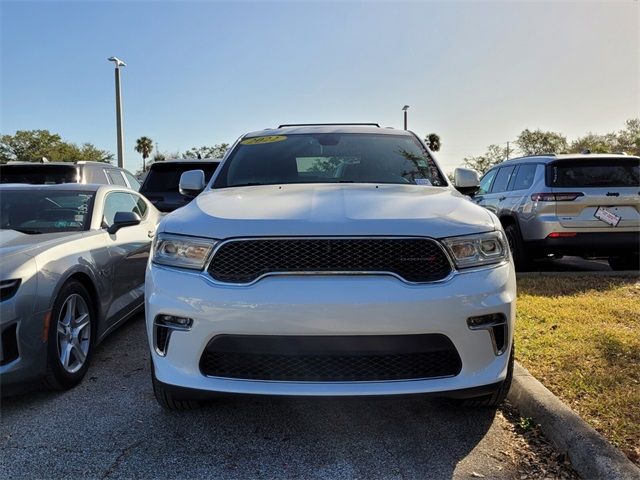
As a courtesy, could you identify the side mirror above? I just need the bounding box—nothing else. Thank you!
[179,169,206,197]
[453,167,480,196]
[107,211,141,234]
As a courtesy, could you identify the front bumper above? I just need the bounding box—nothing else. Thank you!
[146,263,516,397]
[1,306,48,391]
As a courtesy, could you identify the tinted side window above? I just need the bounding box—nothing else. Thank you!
[133,195,148,218]
[124,171,141,190]
[105,169,128,186]
[84,167,108,184]
[510,164,537,191]
[490,166,515,193]
[478,169,497,195]
[103,192,138,227]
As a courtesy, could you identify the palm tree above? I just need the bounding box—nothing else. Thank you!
[425,133,441,152]
[134,136,153,172]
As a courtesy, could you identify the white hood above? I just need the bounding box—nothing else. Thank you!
[161,184,496,239]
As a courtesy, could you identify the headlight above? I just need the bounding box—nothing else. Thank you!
[152,233,218,270]
[441,231,508,269]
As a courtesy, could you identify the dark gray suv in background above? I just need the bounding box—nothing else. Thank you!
[139,159,220,212]
[470,154,639,270]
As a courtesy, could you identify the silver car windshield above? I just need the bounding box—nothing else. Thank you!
[214,133,447,188]
[0,190,94,234]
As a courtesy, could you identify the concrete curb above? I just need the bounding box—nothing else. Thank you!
[508,363,640,480]
[517,271,639,278]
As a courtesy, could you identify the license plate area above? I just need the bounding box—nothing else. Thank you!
[594,207,621,227]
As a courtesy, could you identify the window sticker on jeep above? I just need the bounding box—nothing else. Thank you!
[415,178,432,186]
[240,135,288,145]
[417,159,428,168]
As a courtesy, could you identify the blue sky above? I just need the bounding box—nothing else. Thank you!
[1,0,638,173]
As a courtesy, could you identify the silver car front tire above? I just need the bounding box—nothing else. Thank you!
[44,280,95,390]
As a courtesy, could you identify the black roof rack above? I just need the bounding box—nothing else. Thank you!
[277,123,380,128]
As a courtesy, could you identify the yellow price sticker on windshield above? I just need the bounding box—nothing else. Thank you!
[240,135,288,145]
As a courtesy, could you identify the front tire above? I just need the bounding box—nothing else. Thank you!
[460,345,514,408]
[151,357,200,410]
[608,253,640,271]
[44,280,95,390]
[504,224,529,271]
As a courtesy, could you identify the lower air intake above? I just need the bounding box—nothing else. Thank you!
[200,334,462,381]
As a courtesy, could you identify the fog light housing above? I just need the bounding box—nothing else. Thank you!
[467,313,504,328]
[153,315,193,356]
[467,313,508,356]
[155,314,193,330]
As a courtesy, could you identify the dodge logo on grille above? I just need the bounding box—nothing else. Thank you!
[400,256,437,262]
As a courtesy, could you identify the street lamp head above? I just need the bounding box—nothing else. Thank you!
[402,105,410,111]
[108,56,126,68]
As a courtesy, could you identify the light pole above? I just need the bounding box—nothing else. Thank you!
[108,56,126,168]
[402,105,409,130]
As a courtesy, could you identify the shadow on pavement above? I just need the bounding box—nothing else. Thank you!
[1,315,503,479]
[529,256,612,272]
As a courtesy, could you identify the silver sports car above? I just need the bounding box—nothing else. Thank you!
[0,183,161,393]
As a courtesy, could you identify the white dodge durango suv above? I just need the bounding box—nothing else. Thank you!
[145,124,516,410]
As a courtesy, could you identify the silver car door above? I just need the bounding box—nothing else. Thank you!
[101,192,152,326]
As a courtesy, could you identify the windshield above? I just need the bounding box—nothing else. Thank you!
[0,165,79,184]
[141,162,220,193]
[213,133,447,188]
[0,190,94,234]
[547,158,640,188]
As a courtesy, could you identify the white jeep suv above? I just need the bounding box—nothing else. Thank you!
[145,124,516,410]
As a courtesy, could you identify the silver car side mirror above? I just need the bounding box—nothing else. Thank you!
[179,170,206,197]
[107,211,141,234]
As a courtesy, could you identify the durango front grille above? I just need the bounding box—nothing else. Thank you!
[207,238,452,284]
[199,334,462,381]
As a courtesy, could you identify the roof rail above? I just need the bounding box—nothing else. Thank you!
[277,123,380,128]
[506,153,557,161]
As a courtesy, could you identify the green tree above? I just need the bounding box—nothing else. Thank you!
[515,128,568,155]
[569,132,616,154]
[151,151,166,163]
[0,130,113,163]
[463,144,510,174]
[424,133,441,152]
[134,136,154,172]
[613,118,640,156]
[182,143,229,160]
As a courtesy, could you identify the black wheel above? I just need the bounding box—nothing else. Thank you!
[44,280,95,390]
[504,224,529,271]
[608,253,639,271]
[460,345,514,408]
[151,357,200,410]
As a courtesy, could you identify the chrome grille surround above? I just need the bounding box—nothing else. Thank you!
[205,237,454,285]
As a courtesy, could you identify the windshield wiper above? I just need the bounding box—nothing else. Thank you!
[228,182,267,187]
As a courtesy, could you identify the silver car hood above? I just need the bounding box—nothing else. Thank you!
[0,230,85,259]
[161,184,496,238]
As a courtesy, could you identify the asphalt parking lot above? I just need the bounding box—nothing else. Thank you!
[1,315,578,480]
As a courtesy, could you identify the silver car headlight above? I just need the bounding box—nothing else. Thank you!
[152,233,218,270]
[441,231,509,269]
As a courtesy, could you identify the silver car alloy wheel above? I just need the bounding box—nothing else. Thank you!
[56,293,91,374]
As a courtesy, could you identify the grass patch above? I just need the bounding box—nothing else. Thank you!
[516,275,640,465]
